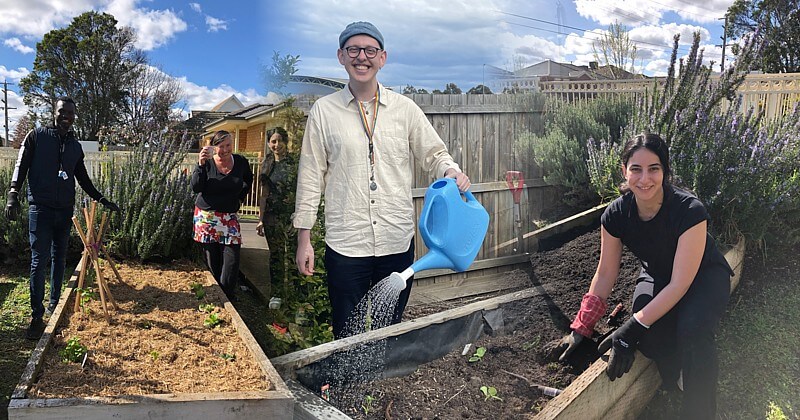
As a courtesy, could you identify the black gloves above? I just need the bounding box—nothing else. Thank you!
[554,330,585,362]
[99,197,121,213]
[5,190,21,221]
[598,316,647,381]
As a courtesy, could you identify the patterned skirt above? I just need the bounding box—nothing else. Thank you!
[193,207,242,245]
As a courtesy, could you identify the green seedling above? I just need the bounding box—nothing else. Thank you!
[199,303,216,313]
[522,336,541,351]
[76,287,98,315]
[190,282,206,300]
[150,350,160,361]
[60,336,88,363]
[480,385,502,401]
[469,346,487,362]
[361,395,375,415]
[204,313,221,328]
[220,353,236,362]
[138,320,153,329]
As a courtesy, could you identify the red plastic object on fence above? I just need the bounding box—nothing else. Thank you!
[505,171,525,204]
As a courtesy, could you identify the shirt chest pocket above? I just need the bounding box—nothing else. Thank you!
[375,132,409,165]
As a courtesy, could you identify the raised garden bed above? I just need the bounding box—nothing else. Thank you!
[271,208,745,419]
[8,261,293,420]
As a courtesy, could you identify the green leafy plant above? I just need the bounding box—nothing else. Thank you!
[149,350,159,361]
[204,313,221,328]
[522,336,541,351]
[199,303,216,313]
[220,352,236,362]
[361,394,375,414]
[60,336,88,363]
[469,346,487,362]
[190,282,206,300]
[480,385,503,401]
[75,287,98,315]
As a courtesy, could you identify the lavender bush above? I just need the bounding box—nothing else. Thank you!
[588,32,800,249]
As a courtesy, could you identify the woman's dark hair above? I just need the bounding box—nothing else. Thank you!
[268,127,288,144]
[620,133,672,192]
[210,130,232,146]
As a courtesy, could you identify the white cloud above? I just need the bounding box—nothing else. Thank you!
[175,77,280,114]
[103,0,187,50]
[575,0,663,26]
[0,0,100,37]
[3,37,34,54]
[189,3,202,13]
[645,59,672,76]
[205,16,228,32]
[0,65,30,82]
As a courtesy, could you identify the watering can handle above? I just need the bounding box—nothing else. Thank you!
[418,194,443,248]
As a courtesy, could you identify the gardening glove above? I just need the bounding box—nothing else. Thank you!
[555,330,585,362]
[598,316,648,381]
[99,197,121,213]
[5,190,20,221]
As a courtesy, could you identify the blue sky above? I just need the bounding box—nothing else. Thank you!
[1,0,735,135]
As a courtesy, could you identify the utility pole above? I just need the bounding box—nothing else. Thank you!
[719,15,728,72]
[1,80,17,147]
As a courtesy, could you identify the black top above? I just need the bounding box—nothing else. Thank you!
[601,185,733,282]
[11,127,103,209]
[191,154,253,213]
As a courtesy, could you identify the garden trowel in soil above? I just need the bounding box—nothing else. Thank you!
[386,177,489,291]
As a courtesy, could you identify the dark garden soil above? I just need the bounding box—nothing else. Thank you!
[328,229,643,419]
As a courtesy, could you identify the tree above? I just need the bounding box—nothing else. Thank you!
[11,114,34,148]
[726,0,800,72]
[116,64,183,146]
[19,11,144,141]
[592,21,638,79]
[442,83,462,94]
[262,51,300,96]
[467,84,493,94]
[402,85,430,94]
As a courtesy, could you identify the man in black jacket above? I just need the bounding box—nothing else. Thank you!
[5,97,119,340]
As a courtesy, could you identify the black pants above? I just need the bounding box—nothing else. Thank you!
[324,241,415,339]
[201,242,241,299]
[634,264,731,420]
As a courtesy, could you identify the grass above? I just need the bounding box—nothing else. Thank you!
[0,269,37,420]
[639,244,800,419]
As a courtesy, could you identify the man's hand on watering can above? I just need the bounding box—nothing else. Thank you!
[444,168,471,192]
[295,229,315,276]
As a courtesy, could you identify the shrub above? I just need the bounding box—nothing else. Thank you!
[521,95,634,208]
[589,32,800,249]
[78,141,197,261]
[0,166,31,266]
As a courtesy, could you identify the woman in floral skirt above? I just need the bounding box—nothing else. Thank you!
[191,130,253,301]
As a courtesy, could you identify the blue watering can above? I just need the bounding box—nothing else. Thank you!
[388,178,490,290]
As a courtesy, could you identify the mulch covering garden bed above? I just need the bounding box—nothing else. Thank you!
[328,229,642,419]
[28,261,269,398]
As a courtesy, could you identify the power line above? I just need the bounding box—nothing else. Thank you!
[499,11,693,55]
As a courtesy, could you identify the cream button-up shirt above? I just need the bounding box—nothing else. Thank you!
[293,84,461,257]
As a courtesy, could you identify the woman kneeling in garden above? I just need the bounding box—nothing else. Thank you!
[191,130,253,302]
[556,133,734,419]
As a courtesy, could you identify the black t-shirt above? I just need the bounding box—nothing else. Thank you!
[601,185,733,282]
[191,154,253,213]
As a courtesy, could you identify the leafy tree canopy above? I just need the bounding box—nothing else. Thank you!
[467,84,493,94]
[20,11,144,141]
[726,0,800,72]
[262,51,300,96]
[442,83,462,94]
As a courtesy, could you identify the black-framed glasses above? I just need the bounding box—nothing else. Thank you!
[343,46,382,59]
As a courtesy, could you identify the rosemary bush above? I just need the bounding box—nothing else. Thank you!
[78,142,197,261]
[520,95,633,207]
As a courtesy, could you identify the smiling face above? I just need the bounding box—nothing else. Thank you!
[213,135,233,159]
[622,148,664,204]
[55,100,76,132]
[337,34,386,87]
[268,132,287,157]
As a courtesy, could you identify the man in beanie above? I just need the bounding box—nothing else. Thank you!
[293,21,470,338]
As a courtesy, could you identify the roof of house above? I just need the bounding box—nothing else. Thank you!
[210,95,245,112]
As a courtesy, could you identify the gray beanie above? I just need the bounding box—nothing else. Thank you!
[339,21,384,49]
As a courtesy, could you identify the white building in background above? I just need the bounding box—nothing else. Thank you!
[485,60,642,93]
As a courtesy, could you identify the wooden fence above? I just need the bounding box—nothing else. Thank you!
[539,73,800,121]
